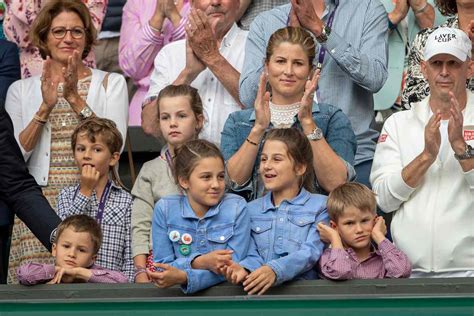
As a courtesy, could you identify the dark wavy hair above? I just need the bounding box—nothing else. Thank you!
[31,0,97,60]
[435,0,457,16]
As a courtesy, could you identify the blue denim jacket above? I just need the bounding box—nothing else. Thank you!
[240,189,329,285]
[152,193,250,294]
[220,102,357,200]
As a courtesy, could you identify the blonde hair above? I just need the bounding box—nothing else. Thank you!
[266,26,316,65]
[327,183,377,221]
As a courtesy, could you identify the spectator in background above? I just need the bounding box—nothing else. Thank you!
[4,0,128,284]
[371,28,474,277]
[374,0,444,113]
[0,0,6,39]
[3,0,106,78]
[237,0,288,31]
[144,0,247,142]
[402,0,474,109]
[119,0,190,128]
[239,0,388,188]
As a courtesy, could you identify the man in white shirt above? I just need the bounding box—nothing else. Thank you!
[371,27,474,277]
[144,0,247,143]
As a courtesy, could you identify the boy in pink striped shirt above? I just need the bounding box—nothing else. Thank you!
[17,215,128,285]
[317,183,411,280]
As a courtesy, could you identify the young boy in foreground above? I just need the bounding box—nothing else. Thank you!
[317,183,411,279]
[17,215,128,284]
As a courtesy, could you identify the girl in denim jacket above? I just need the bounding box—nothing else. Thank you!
[221,129,329,295]
[147,140,253,294]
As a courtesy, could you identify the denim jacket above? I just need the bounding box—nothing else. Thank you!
[240,189,329,285]
[220,101,357,200]
[152,193,250,294]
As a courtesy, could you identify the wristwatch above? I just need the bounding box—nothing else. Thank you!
[79,105,93,119]
[306,127,323,141]
[454,144,474,160]
[316,24,331,44]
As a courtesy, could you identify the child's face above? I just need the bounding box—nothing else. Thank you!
[73,133,119,177]
[158,96,203,147]
[331,206,376,251]
[179,157,225,214]
[259,140,305,194]
[52,227,96,268]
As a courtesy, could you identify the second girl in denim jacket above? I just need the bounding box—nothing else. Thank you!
[148,140,252,294]
[222,129,329,295]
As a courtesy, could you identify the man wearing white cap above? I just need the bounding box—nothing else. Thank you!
[370,27,474,278]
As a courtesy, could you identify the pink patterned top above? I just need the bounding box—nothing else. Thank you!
[3,0,107,78]
[318,239,412,280]
[17,263,128,284]
[118,0,189,126]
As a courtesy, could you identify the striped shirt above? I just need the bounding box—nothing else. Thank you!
[318,239,412,280]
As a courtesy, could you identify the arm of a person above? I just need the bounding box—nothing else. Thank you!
[0,41,21,101]
[86,266,129,283]
[236,0,252,22]
[103,74,129,152]
[4,80,36,160]
[0,106,60,251]
[17,263,55,285]
[220,113,262,186]
[57,186,91,220]
[119,1,187,82]
[377,239,412,278]
[122,203,135,282]
[321,2,388,92]
[239,233,265,272]
[318,248,354,280]
[267,207,329,285]
[412,2,435,29]
[131,168,155,258]
[146,46,175,100]
[370,118,418,213]
[239,16,267,109]
[204,52,243,108]
[303,109,357,192]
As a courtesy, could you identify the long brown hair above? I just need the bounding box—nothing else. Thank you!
[262,128,315,192]
[265,26,316,65]
[31,0,97,60]
[434,0,457,16]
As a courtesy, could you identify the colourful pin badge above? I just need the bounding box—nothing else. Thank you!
[179,244,191,256]
[181,233,193,245]
[169,230,180,243]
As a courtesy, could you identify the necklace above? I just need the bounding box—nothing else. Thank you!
[269,101,301,128]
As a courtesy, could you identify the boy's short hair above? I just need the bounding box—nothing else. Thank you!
[71,117,123,154]
[56,215,102,255]
[327,183,377,222]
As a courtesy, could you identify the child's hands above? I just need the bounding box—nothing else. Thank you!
[134,272,151,283]
[242,265,276,295]
[371,216,387,244]
[79,165,100,197]
[219,261,248,284]
[317,222,341,244]
[191,249,233,274]
[47,266,92,284]
[147,263,187,288]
